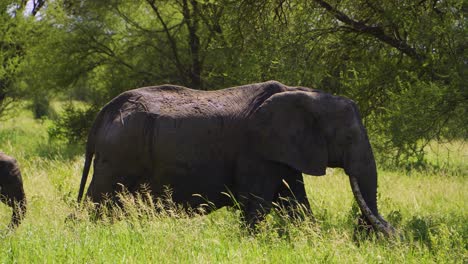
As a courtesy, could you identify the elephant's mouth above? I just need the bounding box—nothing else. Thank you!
[349,176,397,237]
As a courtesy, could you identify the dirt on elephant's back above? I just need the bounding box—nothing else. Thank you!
[126,81,288,118]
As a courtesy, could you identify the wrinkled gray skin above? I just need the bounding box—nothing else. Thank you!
[78,81,395,235]
[0,152,26,228]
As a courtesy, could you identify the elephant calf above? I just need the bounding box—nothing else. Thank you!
[0,152,26,228]
[77,81,396,236]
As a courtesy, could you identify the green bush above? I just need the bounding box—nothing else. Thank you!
[48,104,98,144]
[30,96,56,119]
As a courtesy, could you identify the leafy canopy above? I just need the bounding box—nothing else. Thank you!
[1,0,466,167]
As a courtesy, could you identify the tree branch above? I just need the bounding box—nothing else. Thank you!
[115,5,184,35]
[31,0,46,16]
[145,0,186,79]
[181,0,202,89]
[313,0,424,62]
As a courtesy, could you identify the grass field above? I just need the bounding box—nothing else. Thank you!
[0,106,466,263]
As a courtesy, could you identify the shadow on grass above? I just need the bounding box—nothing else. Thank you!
[407,216,433,243]
[403,214,466,255]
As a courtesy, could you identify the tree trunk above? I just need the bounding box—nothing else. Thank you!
[182,0,203,89]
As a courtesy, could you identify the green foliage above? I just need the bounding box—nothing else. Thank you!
[0,1,25,115]
[0,104,82,159]
[48,103,98,144]
[367,71,466,168]
[29,96,54,119]
[0,0,466,167]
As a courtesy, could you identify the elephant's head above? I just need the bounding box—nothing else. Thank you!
[251,90,396,236]
[0,153,26,228]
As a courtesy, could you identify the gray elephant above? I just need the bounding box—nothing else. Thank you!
[0,152,26,228]
[77,81,395,235]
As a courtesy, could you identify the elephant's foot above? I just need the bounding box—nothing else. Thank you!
[239,194,272,232]
[352,215,376,242]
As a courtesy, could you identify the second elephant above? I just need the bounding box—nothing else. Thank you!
[0,152,26,228]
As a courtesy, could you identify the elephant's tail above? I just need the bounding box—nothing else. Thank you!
[76,93,132,203]
[77,139,94,203]
[77,109,103,203]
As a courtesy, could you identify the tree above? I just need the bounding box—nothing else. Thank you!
[49,0,231,93]
[0,1,25,116]
[5,0,465,166]
[223,0,467,166]
[0,0,49,117]
[306,0,467,165]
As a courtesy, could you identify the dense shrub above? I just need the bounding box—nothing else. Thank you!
[48,104,98,144]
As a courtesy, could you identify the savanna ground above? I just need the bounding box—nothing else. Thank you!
[0,104,466,263]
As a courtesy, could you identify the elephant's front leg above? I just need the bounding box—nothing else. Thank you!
[235,157,285,229]
[238,188,278,229]
[274,172,313,221]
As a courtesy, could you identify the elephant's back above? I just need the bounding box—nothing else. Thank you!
[124,81,289,118]
[91,81,291,141]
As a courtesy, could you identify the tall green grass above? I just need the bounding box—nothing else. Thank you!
[0,107,466,263]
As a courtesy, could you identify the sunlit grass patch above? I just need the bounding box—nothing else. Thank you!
[424,140,467,176]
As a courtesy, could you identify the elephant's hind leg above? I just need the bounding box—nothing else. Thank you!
[86,155,122,206]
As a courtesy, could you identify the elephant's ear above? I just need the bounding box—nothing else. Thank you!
[249,91,328,176]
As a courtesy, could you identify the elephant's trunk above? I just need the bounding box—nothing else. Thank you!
[344,130,397,237]
[348,175,396,236]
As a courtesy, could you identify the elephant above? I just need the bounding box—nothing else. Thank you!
[77,80,395,236]
[0,152,26,228]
